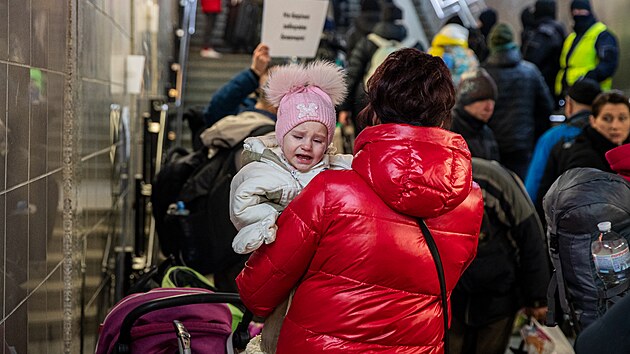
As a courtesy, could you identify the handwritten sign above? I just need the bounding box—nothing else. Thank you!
[261,0,329,58]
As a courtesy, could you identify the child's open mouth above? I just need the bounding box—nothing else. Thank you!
[296,154,313,163]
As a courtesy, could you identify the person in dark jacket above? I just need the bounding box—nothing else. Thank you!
[451,68,500,161]
[537,90,630,206]
[525,77,601,204]
[202,43,277,127]
[344,0,381,57]
[474,8,497,62]
[338,3,406,129]
[575,293,630,354]
[555,0,619,98]
[520,6,536,48]
[482,23,554,180]
[522,0,566,105]
[478,8,497,39]
[449,158,549,354]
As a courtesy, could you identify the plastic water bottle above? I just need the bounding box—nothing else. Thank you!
[167,201,189,216]
[591,221,630,289]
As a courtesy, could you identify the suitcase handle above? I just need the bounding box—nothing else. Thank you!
[114,292,251,354]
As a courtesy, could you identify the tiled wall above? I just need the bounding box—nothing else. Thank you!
[0,0,175,353]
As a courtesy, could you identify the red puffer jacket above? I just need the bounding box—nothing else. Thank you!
[201,0,221,13]
[237,124,484,353]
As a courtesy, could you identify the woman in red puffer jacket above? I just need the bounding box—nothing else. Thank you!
[237,48,484,354]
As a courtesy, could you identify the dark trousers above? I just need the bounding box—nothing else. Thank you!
[203,12,218,48]
[575,294,630,354]
[448,315,515,354]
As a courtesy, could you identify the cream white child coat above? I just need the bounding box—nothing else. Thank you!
[229,135,352,254]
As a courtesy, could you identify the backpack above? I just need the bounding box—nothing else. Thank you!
[151,123,275,276]
[543,168,630,333]
[363,33,404,87]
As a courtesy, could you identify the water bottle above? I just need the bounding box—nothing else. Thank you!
[591,221,630,289]
[167,201,189,216]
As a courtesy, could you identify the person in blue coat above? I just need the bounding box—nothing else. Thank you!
[525,77,601,204]
[203,43,277,127]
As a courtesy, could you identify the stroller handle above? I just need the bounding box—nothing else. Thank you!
[114,292,252,354]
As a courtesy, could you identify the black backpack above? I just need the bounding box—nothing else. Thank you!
[543,167,630,333]
[151,123,275,275]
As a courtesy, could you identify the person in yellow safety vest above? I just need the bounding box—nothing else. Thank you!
[555,0,618,99]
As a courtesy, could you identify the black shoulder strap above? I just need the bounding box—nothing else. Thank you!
[247,123,275,139]
[417,219,449,352]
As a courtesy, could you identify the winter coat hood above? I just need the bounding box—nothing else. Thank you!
[353,124,473,218]
[606,144,630,182]
[485,45,522,68]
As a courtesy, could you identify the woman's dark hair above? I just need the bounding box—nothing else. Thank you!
[360,48,455,129]
[591,90,630,118]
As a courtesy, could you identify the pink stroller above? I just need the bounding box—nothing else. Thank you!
[95,288,251,354]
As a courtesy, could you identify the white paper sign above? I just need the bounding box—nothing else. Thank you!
[126,55,146,94]
[261,0,329,58]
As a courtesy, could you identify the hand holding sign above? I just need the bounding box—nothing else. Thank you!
[261,0,329,58]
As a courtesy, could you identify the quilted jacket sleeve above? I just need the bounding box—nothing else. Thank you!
[236,175,326,317]
[229,163,282,231]
[229,163,283,254]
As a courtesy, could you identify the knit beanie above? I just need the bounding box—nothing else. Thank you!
[571,0,591,11]
[567,78,601,105]
[428,24,469,57]
[360,0,380,12]
[488,23,515,52]
[534,0,556,20]
[264,61,347,148]
[457,68,497,106]
[437,23,469,43]
[606,144,630,183]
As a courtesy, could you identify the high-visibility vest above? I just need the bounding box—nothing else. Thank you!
[555,22,612,96]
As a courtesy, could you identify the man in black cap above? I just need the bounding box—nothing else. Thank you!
[522,0,566,106]
[451,68,500,162]
[525,77,601,205]
[555,0,618,98]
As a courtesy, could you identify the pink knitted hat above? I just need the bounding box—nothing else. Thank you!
[264,61,347,147]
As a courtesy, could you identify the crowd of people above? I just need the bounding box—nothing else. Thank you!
[190,0,628,353]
